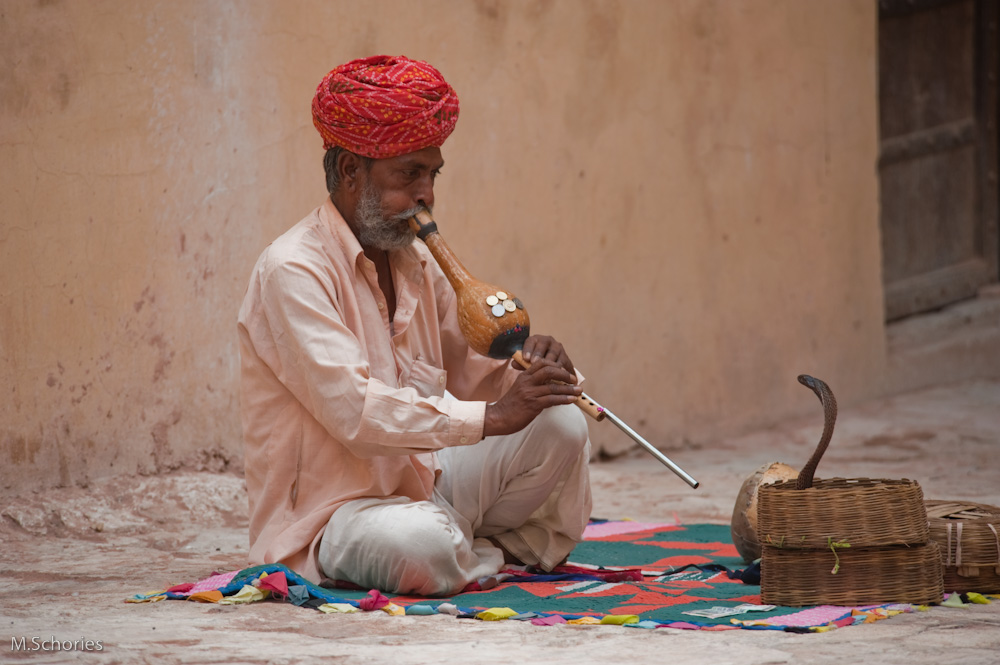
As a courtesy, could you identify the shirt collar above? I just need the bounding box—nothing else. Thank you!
[318,197,427,283]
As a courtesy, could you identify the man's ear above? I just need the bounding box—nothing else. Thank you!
[338,151,362,192]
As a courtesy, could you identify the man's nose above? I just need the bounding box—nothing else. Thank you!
[415,175,434,210]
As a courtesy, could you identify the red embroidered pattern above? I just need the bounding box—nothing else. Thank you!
[312,55,460,158]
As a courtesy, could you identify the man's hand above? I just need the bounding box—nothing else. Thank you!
[516,335,576,376]
[483,337,582,438]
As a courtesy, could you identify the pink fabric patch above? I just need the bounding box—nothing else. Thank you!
[663,621,740,631]
[583,521,675,540]
[531,615,568,626]
[662,621,703,630]
[359,589,390,611]
[187,570,239,595]
[754,605,853,627]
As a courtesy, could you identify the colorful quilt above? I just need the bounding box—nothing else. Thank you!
[127,521,931,632]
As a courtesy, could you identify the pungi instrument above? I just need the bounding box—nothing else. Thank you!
[409,210,699,489]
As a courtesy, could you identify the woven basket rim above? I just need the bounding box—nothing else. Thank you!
[762,477,921,492]
[925,499,1000,520]
[757,477,928,548]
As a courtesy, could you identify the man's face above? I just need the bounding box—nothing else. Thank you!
[354,146,444,251]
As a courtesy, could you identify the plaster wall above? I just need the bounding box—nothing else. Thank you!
[0,0,882,491]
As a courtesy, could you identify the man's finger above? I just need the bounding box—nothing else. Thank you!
[543,343,562,363]
[530,365,581,389]
[553,349,575,377]
[522,356,558,374]
[521,339,541,363]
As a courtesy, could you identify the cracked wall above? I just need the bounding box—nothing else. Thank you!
[0,0,883,491]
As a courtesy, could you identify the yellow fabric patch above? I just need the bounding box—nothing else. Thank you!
[381,603,405,616]
[600,614,639,625]
[125,592,167,603]
[477,607,517,621]
[567,616,602,625]
[318,603,360,614]
[218,585,268,605]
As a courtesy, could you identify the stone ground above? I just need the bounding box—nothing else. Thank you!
[2,378,999,664]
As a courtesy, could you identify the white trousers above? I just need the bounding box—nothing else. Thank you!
[317,404,592,596]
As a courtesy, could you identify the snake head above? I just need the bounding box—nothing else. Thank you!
[797,374,820,390]
[797,374,835,407]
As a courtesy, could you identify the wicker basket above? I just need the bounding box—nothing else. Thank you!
[944,566,1000,594]
[760,542,944,606]
[754,375,944,606]
[926,500,1000,593]
[757,478,929,549]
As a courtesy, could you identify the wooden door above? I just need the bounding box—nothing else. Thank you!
[878,0,999,321]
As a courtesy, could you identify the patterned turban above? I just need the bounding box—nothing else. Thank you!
[312,55,460,159]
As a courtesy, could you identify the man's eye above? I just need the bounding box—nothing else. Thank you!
[431,169,442,179]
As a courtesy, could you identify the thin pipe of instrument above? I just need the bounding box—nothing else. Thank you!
[512,351,700,489]
[409,209,700,489]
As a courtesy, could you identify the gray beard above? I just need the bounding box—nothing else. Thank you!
[354,181,423,251]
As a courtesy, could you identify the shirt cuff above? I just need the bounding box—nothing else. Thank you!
[447,399,486,446]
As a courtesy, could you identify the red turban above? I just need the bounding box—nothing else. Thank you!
[311,55,460,159]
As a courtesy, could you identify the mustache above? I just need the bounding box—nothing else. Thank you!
[390,205,431,224]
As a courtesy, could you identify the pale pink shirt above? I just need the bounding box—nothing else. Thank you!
[238,199,517,582]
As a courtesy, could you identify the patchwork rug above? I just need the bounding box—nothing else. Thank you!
[127,521,930,632]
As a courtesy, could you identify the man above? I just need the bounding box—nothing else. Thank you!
[238,55,592,596]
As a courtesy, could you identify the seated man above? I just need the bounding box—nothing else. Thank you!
[238,55,592,596]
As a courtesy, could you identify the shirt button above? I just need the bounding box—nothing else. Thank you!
[460,436,468,444]
[438,376,446,384]
[377,302,385,310]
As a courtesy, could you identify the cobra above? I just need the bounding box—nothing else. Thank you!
[729,374,839,562]
[794,374,838,490]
